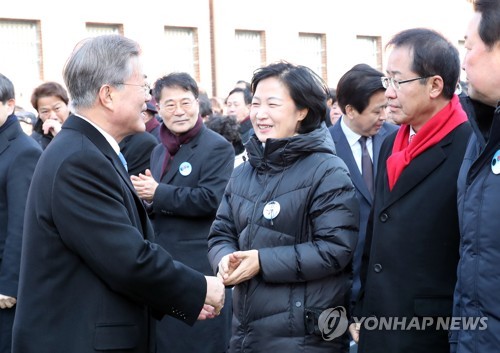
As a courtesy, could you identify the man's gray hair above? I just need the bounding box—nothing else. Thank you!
[63,35,140,110]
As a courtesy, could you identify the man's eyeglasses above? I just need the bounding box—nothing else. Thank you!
[116,82,151,94]
[381,76,432,90]
[161,99,196,113]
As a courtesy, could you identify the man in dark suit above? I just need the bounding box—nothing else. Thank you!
[12,35,225,353]
[226,87,253,144]
[119,131,159,176]
[0,73,42,353]
[329,64,398,311]
[350,29,471,353]
[131,72,234,353]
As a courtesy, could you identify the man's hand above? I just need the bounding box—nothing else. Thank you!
[42,119,62,136]
[197,304,217,320]
[204,276,225,315]
[349,322,360,343]
[0,294,16,309]
[131,169,158,202]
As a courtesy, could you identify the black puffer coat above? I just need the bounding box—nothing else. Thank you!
[208,126,359,353]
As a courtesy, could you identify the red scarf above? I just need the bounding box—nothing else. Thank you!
[159,116,203,178]
[386,95,467,190]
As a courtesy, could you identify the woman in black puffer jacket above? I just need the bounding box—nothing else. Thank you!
[208,61,359,353]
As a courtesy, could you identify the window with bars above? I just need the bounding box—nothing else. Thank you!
[234,30,265,83]
[164,26,199,81]
[0,19,42,106]
[298,33,327,80]
[85,23,122,36]
[356,35,382,72]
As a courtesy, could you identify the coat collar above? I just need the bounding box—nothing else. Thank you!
[381,131,454,208]
[159,124,206,183]
[0,119,23,156]
[63,115,134,191]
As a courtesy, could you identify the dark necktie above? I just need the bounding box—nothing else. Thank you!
[118,152,128,172]
[359,136,373,197]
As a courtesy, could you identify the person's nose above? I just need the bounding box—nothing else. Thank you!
[47,111,59,120]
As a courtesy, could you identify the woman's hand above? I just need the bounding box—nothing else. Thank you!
[219,250,260,286]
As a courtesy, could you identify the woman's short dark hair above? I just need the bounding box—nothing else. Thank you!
[30,81,69,111]
[250,61,329,134]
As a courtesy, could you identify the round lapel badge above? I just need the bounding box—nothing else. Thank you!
[263,201,281,220]
[491,150,500,175]
[179,162,192,176]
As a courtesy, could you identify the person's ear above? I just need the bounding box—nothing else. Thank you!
[428,75,444,98]
[99,85,114,109]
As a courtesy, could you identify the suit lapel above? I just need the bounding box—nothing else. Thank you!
[160,127,204,184]
[63,115,136,193]
[151,146,167,181]
[331,123,372,203]
[373,123,398,177]
[383,138,450,208]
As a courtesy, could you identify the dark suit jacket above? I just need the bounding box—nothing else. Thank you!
[149,124,234,353]
[12,115,207,353]
[0,118,41,353]
[355,122,472,353]
[119,131,159,176]
[329,120,398,305]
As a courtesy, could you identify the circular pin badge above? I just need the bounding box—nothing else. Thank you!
[263,201,281,220]
[491,150,500,175]
[179,162,192,176]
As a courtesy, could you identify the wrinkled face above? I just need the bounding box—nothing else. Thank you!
[463,12,500,106]
[157,86,199,135]
[109,57,149,140]
[384,46,433,130]
[345,91,387,137]
[250,77,307,143]
[37,96,70,123]
[226,91,250,123]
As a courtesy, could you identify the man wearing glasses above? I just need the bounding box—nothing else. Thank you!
[350,28,471,353]
[12,36,225,353]
[131,72,234,353]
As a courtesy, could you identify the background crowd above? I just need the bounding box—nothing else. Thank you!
[0,0,498,352]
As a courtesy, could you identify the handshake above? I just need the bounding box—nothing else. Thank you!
[199,276,225,320]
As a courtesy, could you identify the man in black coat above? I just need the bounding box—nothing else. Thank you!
[132,72,234,353]
[12,35,225,353]
[0,73,42,353]
[329,63,398,311]
[350,28,472,353]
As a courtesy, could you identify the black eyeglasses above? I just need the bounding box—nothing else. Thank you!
[381,76,433,90]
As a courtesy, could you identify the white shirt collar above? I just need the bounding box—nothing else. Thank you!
[73,114,120,155]
[340,116,371,147]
